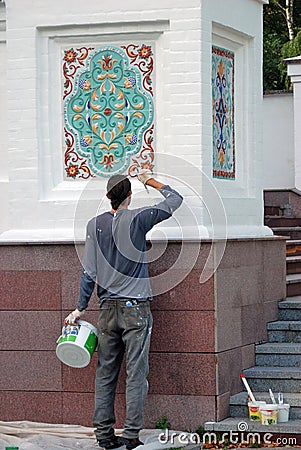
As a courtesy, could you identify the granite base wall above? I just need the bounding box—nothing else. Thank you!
[0,238,286,430]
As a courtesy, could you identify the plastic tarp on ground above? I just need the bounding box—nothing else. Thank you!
[0,421,196,450]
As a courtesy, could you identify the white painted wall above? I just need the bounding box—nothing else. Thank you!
[263,92,294,190]
[201,0,271,236]
[0,0,271,241]
[0,2,8,233]
[286,57,301,191]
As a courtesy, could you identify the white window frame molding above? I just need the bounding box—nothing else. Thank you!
[36,20,169,202]
[211,22,255,199]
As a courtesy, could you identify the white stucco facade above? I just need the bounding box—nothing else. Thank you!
[263,92,294,190]
[285,56,301,192]
[0,0,271,242]
[262,59,301,193]
[0,2,8,233]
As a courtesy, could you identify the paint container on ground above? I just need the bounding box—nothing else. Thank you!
[277,403,290,422]
[248,401,266,421]
[259,404,278,425]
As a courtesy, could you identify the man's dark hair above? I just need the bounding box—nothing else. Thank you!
[107,175,131,210]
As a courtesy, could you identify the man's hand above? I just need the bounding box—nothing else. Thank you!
[64,308,85,325]
[137,169,153,185]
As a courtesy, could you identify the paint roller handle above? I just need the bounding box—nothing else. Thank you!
[240,373,256,403]
[278,392,284,405]
[269,388,277,405]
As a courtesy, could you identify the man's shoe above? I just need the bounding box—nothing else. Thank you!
[97,435,122,449]
[118,437,144,450]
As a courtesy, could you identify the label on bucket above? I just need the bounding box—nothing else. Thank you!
[248,405,261,421]
[248,401,266,421]
[84,332,98,356]
[260,405,278,425]
[57,334,77,344]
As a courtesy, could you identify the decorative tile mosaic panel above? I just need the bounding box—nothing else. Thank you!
[62,44,155,179]
[212,46,235,180]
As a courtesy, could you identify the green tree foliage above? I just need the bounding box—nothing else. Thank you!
[263,0,301,91]
[280,30,301,88]
[263,32,286,91]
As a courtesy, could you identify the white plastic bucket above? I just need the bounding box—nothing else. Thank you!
[56,320,98,368]
[277,404,290,423]
[248,401,266,421]
[259,404,278,425]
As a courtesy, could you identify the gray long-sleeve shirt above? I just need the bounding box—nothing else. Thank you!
[77,185,183,311]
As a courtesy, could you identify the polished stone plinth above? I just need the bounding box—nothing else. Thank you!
[0,237,286,430]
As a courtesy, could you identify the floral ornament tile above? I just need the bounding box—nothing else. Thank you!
[63,44,155,179]
[212,46,235,180]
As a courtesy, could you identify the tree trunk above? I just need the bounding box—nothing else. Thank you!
[286,0,295,40]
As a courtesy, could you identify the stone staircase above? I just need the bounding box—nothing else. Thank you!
[232,296,301,416]
[205,298,301,438]
[205,196,301,439]
[265,215,301,300]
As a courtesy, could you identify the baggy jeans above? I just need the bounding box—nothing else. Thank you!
[93,299,153,441]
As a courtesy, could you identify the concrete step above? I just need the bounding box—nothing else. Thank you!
[242,366,301,392]
[266,217,301,227]
[286,274,301,297]
[273,227,301,240]
[255,342,301,367]
[229,391,301,420]
[278,296,301,320]
[267,320,301,343]
[286,255,301,274]
[264,206,282,215]
[286,239,301,257]
[204,417,301,442]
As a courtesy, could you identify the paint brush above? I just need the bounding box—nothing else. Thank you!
[240,373,256,402]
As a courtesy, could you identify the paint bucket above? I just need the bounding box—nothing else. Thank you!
[259,404,278,425]
[56,320,98,368]
[277,403,290,423]
[248,401,266,421]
